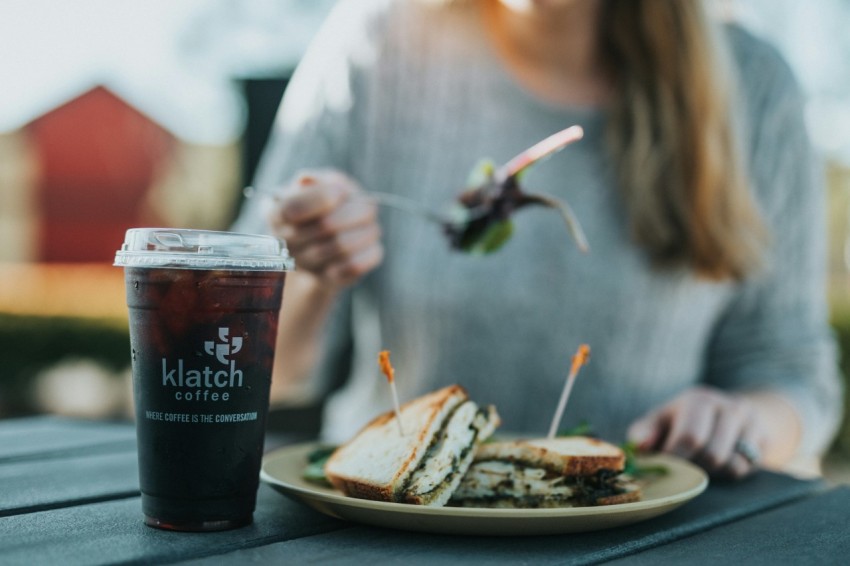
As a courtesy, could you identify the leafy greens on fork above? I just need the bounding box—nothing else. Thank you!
[444,125,589,254]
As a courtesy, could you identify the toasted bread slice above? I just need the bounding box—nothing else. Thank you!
[474,436,625,476]
[595,489,642,506]
[324,385,499,505]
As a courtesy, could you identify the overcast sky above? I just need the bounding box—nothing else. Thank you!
[0,0,333,144]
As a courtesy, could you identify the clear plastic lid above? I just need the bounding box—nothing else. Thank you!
[114,228,295,271]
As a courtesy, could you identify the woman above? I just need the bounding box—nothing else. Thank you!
[233,0,843,478]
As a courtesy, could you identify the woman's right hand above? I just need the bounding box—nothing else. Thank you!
[268,169,384,290]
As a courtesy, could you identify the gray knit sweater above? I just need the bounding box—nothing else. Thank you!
[234,0,843,454]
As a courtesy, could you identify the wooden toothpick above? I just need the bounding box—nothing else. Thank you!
[547,344,591,439]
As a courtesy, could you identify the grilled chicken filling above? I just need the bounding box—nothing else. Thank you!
[401,402,496,505]
[452,461,632,507]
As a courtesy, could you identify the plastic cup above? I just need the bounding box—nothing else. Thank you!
[114,228,294,531]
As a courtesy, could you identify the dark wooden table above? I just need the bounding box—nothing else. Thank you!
[1,416,848,565]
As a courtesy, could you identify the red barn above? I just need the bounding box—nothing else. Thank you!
[25,86,175,262]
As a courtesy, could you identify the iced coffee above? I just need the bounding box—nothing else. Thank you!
[115,228,293,531]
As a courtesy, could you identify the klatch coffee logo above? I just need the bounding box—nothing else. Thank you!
[143,324,259,424]
[161,326,244,402]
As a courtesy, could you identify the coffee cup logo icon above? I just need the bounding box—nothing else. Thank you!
[205,327,243,365]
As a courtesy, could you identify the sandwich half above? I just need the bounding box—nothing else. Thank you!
[451,436,641,508]
[324,385,500,506]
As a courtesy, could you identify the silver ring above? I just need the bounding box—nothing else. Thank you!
[735,439,761,465]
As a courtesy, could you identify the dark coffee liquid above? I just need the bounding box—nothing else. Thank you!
[125,267,285,531]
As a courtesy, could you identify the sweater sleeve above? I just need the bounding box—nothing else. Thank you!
[704,40,843,458]
[230,1,390,402]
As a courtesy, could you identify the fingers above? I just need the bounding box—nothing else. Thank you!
[266,169,384,288]
[280,199,379,253]
[294,223,384,285]
[628,387,764,480]
[288,222,380,264]
[660,395,715,460]
[727,431,765,480]
[697,399,750,474]
[269,171,355,227]
[627,410,668,453]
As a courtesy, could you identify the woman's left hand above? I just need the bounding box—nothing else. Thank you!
[627,386,768,479]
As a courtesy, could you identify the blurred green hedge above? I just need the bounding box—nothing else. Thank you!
[0,313,130,417]
[0,311,848,456]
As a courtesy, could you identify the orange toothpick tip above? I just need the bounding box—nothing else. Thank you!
[378,349,405,435]
[378,350,395,383]
[570,344,591,375]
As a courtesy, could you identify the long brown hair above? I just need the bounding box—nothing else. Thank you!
[599,0,765,280]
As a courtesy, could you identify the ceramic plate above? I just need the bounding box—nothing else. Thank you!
[261,442,708,536]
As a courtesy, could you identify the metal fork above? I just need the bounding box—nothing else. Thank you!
[243,186,482,226]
